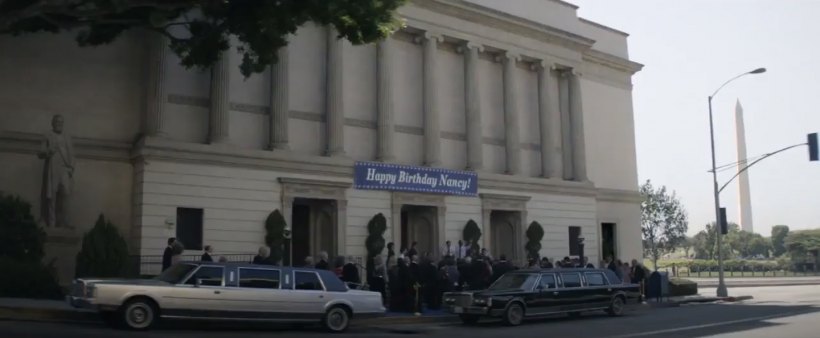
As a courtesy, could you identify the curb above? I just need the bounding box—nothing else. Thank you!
[0,306,459,327]
[696,281,820,288]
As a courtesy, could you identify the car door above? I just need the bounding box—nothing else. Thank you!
[555,272,587,312]
[225,267,293,319]
[289,270,328,316]
[530,273,560,315]
[165,265,229,317]
[583,271,612,309]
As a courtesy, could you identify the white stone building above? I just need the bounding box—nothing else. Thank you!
[0,0,643,282]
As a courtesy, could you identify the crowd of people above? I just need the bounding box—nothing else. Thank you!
[161,237,649,313]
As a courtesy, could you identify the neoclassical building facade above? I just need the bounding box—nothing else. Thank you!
[0,0,643,282]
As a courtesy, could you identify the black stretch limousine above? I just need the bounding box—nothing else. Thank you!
[443,268,640,326]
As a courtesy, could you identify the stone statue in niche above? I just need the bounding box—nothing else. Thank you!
[38,114,75,228]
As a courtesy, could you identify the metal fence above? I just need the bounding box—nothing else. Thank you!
[659,263,819,278]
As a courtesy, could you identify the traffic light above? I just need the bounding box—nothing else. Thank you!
[810,133,818,161]
[719,207,728,235]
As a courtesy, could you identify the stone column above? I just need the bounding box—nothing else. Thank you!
[502,52,521,175]
[326,26,346,157]
[209,50,231,144]
[422,32,443,167]
[569,70,588,181]
[464,42,484,171]
[145,33,168,137]
[559,71,573,180]
[536,61,562,178]
[269,45,289,150]
[376,38,395,162]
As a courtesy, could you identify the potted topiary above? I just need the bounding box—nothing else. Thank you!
[525,221,544,261]
[365,213,387,285]
[463,219,482,254]
[75,214,129,278]
[265,209,287,265]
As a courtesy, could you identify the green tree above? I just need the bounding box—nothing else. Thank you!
[692,222,737,260]
[640,180,689,270]
[0,0,406,77]
[0,193,45,262]
[264,209,286,265]
[785,229,820,266]
[681,236,693,259]
[75,214,129,278]
[462,219,481,254]
[525,221,544,261]
[365,213,387,278]
[771,225,790,257]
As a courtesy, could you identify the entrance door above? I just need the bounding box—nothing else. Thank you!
[400,205,436,257]
[601,223,616,261]
[291,199,336,267]
[491,211,518,260]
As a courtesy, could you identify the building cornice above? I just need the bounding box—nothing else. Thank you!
[408,0,595,52]
[583,49,644,75]
[1,132,640,204]
[578,18,629,37]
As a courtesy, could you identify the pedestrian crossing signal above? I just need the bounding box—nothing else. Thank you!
[810,133,818,161]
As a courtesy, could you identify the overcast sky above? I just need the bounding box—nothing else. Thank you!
[570,0,820,236]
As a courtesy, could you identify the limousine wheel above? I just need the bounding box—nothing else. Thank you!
[322,306,350,333]
[502,302,524,326]
[121,298,158,330]
[607,296,625,317]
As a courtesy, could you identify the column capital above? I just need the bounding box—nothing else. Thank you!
[532,59,559,71]
[415,31,444,44]
[496,52,520,64]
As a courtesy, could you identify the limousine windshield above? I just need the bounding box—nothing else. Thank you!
[488,273,539,291]
[155,263,197,283]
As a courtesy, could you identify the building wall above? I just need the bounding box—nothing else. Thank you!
[596,200,642,262]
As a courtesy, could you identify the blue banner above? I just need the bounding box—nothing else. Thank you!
[353,161,478,197]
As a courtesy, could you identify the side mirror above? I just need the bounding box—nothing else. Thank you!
[195,278,203,287]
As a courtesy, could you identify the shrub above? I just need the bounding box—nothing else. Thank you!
[668,278,698,297]
[365,213,387,278]
[463,219,482,253]
[525,221,544,260]
[75,214,129,278]
[0,193,46,262]
[265,209,287,265]
[0,256,63,299]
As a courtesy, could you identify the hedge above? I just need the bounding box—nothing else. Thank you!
[656,259,792,272]
[0,256,63,299]
[668,278,697,297]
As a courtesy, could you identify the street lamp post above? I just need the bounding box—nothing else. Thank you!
[707,67,766,298]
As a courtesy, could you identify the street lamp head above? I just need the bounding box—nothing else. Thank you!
[749,67,767,74]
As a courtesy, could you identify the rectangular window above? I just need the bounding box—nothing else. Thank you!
[568,226,582,256]
[584,272,608,287]
[185,266,224,286]
[176,207,204,251]
[560,272,582,288]
[238,268,281,289]
[538,274,557,289]
[294,271,324,291]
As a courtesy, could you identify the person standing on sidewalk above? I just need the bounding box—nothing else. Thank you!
[162,238,175,272]
[631,259,647,301]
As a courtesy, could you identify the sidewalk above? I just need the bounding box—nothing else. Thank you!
[0,295,748,326]
[685,276,820,288]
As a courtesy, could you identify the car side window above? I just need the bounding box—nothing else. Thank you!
[185,266,224,286]
[585,272,607,287]
[538,274,557,289]
[238,268,280,289]
[559,273,582,288]
[294,271,324,291]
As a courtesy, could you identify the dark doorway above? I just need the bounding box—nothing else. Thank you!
[601,223,616,261]
[291,203,310,267]
[568,226,581,256]
[399,205,436,257]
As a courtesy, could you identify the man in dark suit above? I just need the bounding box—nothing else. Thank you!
[491,254,515,283]
[162,238,176,271]
[201,245,213,262]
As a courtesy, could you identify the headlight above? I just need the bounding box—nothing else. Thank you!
[85,285,96,298]
[445,298,455,303]
[473,297,491,306]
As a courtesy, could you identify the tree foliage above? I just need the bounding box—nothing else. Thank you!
[784,229,820,264]
[463,219,481,253]
[771,225,790,257]
[525,221,544,260]
[640,180,688,270]
[264,209,286,265]
[75,214,129,278]
[0,193,45,262]
[692,222,771,260]
[0,0,407,77]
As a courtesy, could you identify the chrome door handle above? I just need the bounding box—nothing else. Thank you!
[607,289,612,292]
[319,295,324,298]
[214,290,221,294]
[553,292,559,295]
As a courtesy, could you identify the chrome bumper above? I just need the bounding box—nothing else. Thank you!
[66,296,95,310]
[447,305,489,315]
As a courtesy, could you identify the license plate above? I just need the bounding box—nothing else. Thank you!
[454,306,464,314]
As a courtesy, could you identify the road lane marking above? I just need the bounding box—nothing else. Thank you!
[609,310,811,338]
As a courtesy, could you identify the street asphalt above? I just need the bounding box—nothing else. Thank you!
[1,285,819,338]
